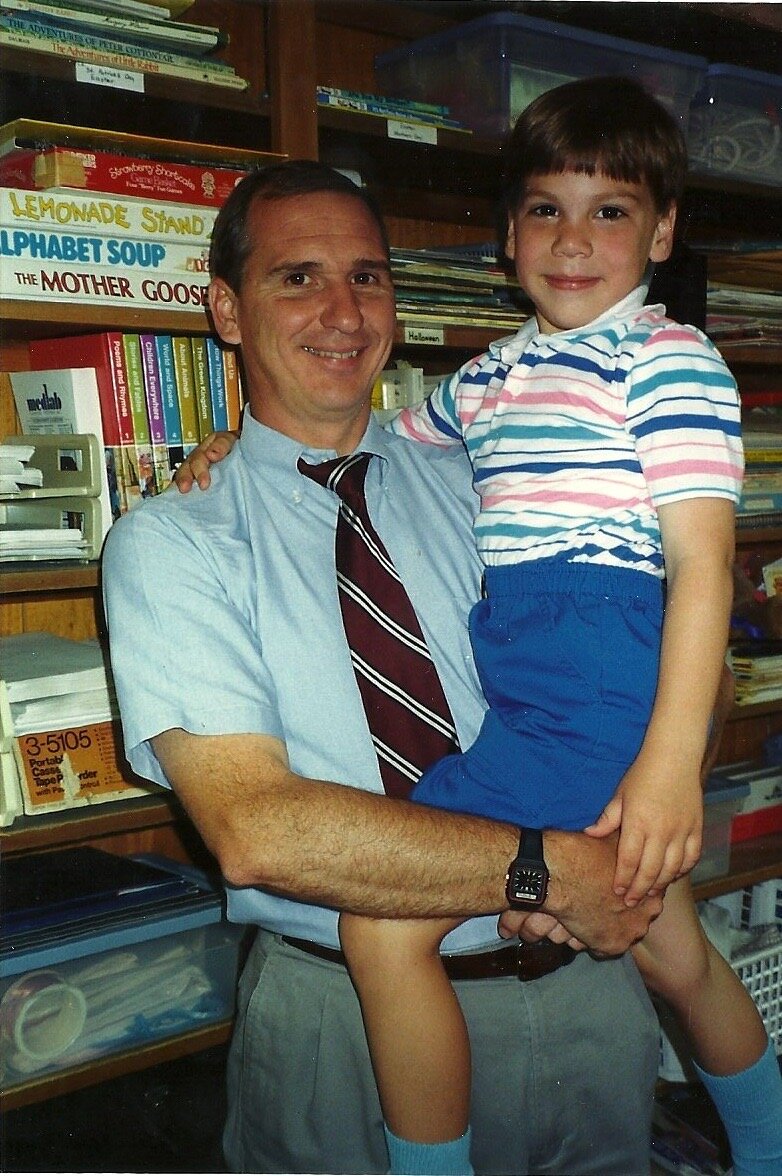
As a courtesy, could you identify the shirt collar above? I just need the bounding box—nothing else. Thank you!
[237,407,394,482]
[490,284,661,365]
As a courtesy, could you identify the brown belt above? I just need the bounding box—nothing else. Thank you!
[281,935,576,982]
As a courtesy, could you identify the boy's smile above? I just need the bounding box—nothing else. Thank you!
[505,170,676,335]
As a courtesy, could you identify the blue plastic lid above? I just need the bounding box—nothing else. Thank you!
[377,11,707,70]
[706,61,782,89]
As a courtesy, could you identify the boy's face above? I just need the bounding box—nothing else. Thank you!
[505,170,676,335]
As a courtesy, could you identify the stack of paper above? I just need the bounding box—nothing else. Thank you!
[2,631,115,736]
[0,527,90,562]
[0,443,42,495]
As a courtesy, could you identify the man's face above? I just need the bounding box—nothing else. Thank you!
[211,191,396,452]
[505,170,675,335]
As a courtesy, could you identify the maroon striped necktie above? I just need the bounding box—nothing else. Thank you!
[298,452,459,799]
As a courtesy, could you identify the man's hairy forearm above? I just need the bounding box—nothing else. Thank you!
[154,729,662,952]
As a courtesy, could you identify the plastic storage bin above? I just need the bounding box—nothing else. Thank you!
[659,879,782,1081]
[689,63,782,186]
[690,773,750,884]
[375,12,707,140]
[0,868,244,1090]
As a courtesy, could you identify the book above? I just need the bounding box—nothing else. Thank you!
[0,186,217,245]
[139,332,172,490]
[205,334,227,432]
[316,85,452,118]
[222,344,242,432]
[153,333,184,474]
[2,259,209,314]
[121,332,157,498]
[190,335,213,440]
[0,23,248,88]
[0,222,211,275]
[8,366,118,535]
[171,334,198,451]
[315,87,468,132]
[27,331,136,514]
[0,0,227,56]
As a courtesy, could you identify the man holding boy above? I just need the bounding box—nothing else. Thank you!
[103,160,670,1174]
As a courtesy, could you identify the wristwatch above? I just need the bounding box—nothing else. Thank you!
[505,827,549,908]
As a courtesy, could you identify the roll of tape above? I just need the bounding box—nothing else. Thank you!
[0,970,87,1063]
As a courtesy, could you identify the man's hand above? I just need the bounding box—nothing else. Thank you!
[173,430,239,492]
[498,908,585,952]
[541,829,664,956]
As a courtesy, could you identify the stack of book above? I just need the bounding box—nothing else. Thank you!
[735,425,782,530]
[730,640,782,706]
[0,630,158,825]
[699,240,782,353]
[0,118,281,310]
[316,86,470,134]
[8,328,243,523]
[0,0,248,91]
[390,244,532,333]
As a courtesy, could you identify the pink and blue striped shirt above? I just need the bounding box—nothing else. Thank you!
[390,288,744,578]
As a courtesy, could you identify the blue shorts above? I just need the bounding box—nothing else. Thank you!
[413,558,664,830]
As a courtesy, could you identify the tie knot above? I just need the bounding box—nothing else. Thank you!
[298,452,371,511]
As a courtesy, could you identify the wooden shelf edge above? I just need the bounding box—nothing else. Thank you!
[0,1018,233,1112]
[0,560,100,594]
[0,792,181,852]
[1,299,211,339]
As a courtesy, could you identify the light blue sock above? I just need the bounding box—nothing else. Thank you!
[384,1124,473,1175]
[693,1039,782,1176]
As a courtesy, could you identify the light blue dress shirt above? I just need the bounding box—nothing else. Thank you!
[103,410,504,950]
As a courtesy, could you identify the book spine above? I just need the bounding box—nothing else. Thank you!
[190,335,214,440]
[140,332,173,490]
[0,223,210,274]
[0,187,217,245]
[0,9,232,69]
[0,146,252,207]
[205,334,228,431]
[0,25,248,88]
[1,259,209,314]
[171,334,199,451]
[153,333,184,474]
[222,345,242,432]
[0,0,224,54]
[123,331,162,498]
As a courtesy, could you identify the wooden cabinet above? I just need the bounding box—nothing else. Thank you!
[2,0,781,1106]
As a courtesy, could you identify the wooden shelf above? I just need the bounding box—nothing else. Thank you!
[0,792,181,854]
[692,831,782,901]
[0,561,100,595]
[1,299,211,340]
[0,1018,233,1112]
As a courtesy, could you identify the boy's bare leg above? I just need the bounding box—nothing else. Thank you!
[632,876,766,1074]
[339,911,469,1143]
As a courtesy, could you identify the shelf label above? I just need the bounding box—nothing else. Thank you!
[404,324,445,346]
[387,120,438,146]
[75,62,145,93]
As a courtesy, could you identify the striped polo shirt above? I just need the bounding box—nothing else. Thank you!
[390,288,744,577]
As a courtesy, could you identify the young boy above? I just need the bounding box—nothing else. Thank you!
[335,77,782,1176]
[174,78,782,1175]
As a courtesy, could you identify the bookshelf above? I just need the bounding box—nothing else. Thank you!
[1,0,781,1111]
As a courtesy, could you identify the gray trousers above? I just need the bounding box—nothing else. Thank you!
[223,929,659,1175]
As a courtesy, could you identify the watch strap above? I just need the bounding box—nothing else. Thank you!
[519,826,543,862]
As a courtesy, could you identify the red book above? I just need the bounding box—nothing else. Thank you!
[27,331,132,447]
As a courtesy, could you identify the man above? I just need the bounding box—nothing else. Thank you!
[103,161,666,1175]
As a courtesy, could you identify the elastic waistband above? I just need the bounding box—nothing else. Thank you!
[483,558,663,606]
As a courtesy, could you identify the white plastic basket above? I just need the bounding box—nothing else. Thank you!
[658,879,782,1081]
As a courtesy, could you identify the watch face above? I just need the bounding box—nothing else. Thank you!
[509,862,547,905]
